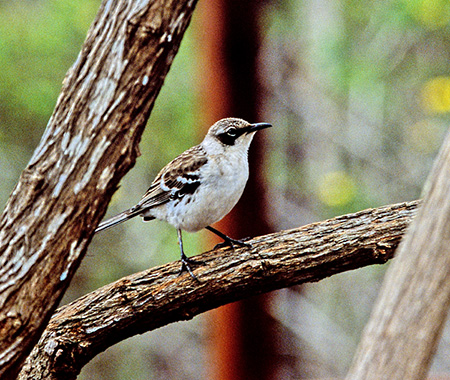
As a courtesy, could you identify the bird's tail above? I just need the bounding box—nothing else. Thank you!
[95,207,149,233]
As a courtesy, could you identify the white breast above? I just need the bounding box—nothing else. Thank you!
[163,149,249,232]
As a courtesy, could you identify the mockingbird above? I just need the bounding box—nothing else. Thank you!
[96,117,272,278]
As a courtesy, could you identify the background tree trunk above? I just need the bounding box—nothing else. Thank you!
[347,129,450,380]
[0,1,197,378]
[195,0,276,379]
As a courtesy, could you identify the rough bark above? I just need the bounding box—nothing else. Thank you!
[347,129,450,380]
[0,1,197,378]
[18,200,418,380]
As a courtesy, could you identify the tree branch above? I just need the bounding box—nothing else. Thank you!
[0,0,198,378]
[19,200,419,380]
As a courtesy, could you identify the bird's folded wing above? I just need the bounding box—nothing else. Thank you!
[137,144,208,209]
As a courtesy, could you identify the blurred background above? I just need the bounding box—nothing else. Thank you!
[2,0,450,379]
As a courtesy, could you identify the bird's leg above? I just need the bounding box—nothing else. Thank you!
[177,229,200,280]
[205,226,252,249]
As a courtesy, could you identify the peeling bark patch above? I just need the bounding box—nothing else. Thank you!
[52,174,69,198]
[74,136,111,195]
[47,212,69,235]
[89,77,118,125]
[43,339,58,356]
[97,165,114,191]
[28,119,54,165]
[103,91,125,122]
[60,240,85,282]
[61,132,71,152]
[0,245,39,298]
[59,269,69,282]
[65,133,90,158]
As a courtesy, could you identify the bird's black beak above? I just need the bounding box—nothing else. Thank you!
[248,122,272,133]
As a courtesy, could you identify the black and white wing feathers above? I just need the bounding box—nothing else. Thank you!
[137,144,207,208]
[95,145,208,233]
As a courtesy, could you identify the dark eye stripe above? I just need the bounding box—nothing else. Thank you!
[217,126,249,145]
[218,133,237,145]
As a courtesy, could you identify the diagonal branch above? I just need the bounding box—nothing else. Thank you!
[0,0,198,378]
[19,200,419,380]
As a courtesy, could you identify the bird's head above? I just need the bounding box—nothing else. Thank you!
[202,118,272,154]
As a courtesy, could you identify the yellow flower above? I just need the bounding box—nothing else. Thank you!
[318,171,356,207]
[421,76,450,113]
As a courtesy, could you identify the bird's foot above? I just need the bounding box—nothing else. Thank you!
[214,236,252,250]
[205,226,252,250]
[179,255,203,281]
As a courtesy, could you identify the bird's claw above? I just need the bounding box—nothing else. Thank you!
[214,237,252,250]
[179,256,203,281]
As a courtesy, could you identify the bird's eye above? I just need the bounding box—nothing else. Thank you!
[217,126,239,145]
[226,127,238,137]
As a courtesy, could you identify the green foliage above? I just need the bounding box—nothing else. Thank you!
[0,1,99,207]
[0,1,97,141]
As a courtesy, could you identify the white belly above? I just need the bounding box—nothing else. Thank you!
[149,153,249,232]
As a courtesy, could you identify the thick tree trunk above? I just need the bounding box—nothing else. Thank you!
[347,129,450,380]
[19,201,418,379]
[0,1,197,378]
